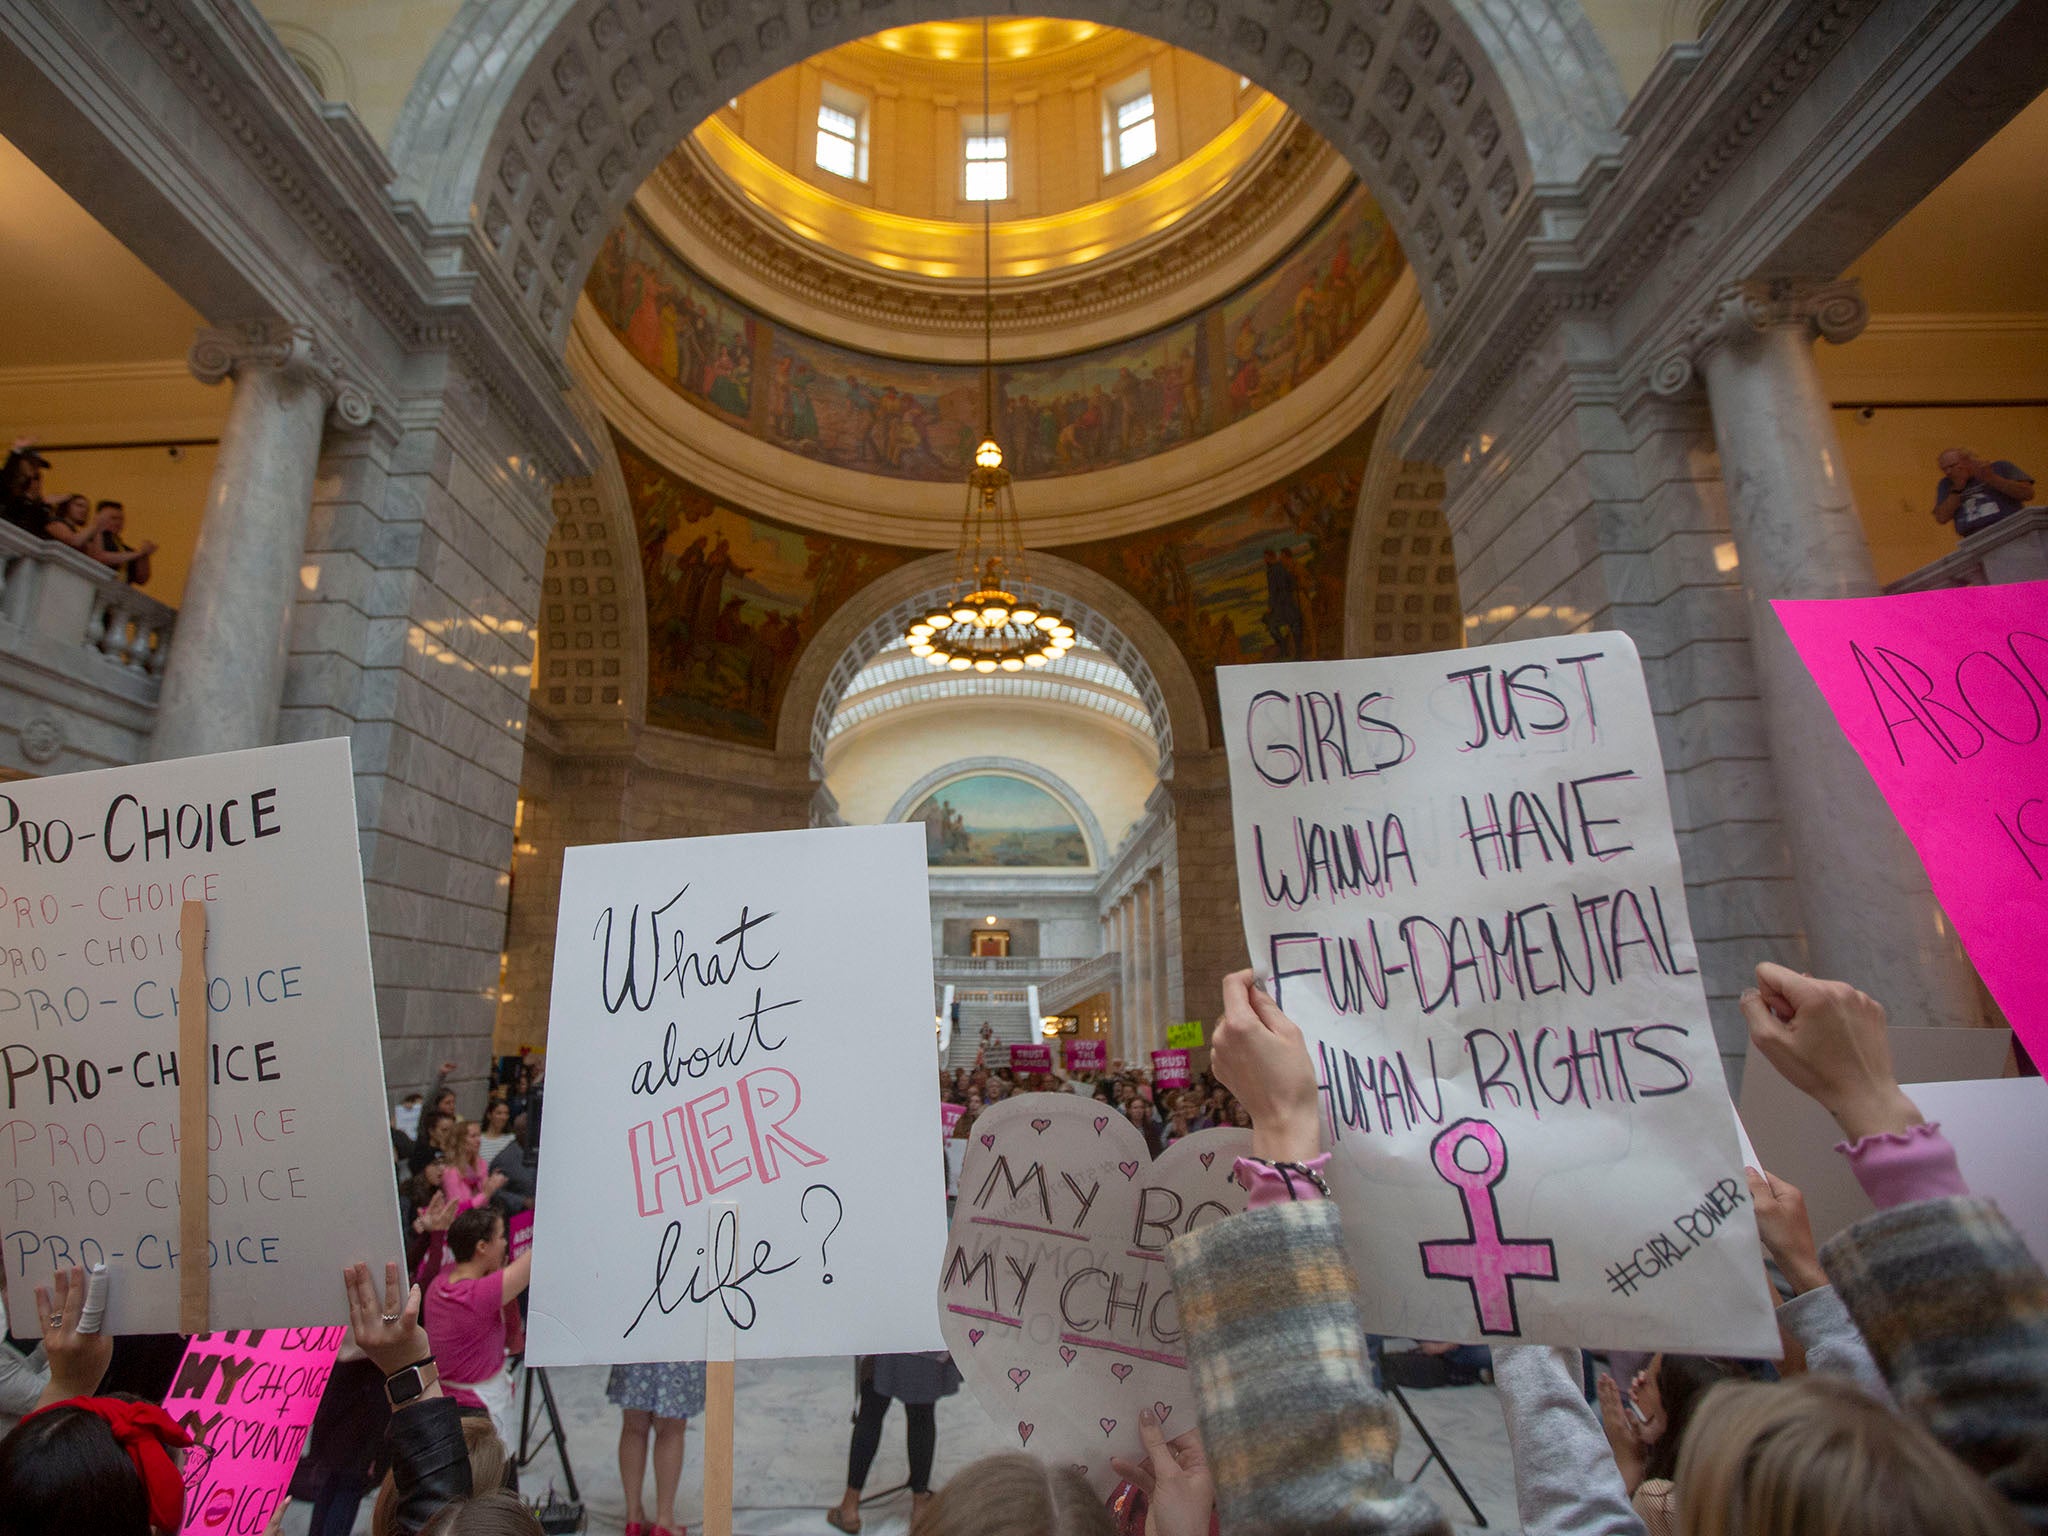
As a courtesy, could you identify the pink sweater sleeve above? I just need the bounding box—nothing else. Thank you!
[1837,1121,1968,1209]
[443,1164,486,1210]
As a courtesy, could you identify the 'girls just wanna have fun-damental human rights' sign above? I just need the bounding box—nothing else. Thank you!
[526,823,950,1364]
[0,739,402,1336]
[1219,633,1776,1355]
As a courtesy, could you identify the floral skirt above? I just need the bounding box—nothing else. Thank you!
[606,1360,707,1420]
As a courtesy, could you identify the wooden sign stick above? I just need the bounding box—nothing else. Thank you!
[178,899,210,1336]
[702,1201,738,1536]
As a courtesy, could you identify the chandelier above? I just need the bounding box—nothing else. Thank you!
[903,17,1072,675]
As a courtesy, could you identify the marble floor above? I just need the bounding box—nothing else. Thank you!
[284,1355,1520,1534]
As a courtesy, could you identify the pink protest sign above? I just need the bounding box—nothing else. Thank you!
[1775,584,2048,1056]
[163,1327,346,1534]
[1008,1043,1053,1073]
[509,1208,534,1259]
[1151,1048,1192,1088]
[1063,1038,1107,1072]
[941,1101,965,1135]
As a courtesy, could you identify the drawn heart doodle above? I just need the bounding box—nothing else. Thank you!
[938,1093,1250,1496]
[1153,1402,1172,1422]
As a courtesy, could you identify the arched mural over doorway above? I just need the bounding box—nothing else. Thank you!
[898,765,1098,869]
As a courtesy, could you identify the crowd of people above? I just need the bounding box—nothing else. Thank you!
[943,1053,1253,1158]
[1,959,2042,1536]
[1,440,157,586]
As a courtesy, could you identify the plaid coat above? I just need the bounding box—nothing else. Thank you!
[1824,1194,2048,1531]
[1169,1199,1451,1536]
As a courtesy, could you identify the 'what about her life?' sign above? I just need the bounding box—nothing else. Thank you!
[1775,582,2048,1059]
[527,823,949,1364]
[1220,634,1776,1354]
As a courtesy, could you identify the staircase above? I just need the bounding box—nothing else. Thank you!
[944,990,1038,1071]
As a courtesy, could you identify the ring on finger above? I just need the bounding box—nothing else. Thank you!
[379,1312,402,1324]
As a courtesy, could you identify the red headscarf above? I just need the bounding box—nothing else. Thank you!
[24,1396,194,1531]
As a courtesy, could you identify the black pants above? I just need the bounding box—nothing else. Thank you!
[846,1382,936,1494]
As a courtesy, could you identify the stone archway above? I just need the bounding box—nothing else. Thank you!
[390,0,1623,348]
[778,549,1209,774]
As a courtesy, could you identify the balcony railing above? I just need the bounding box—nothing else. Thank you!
[932,955,1090,980]
[0,521,177,773]
[1039,951,1123,1015]
[1886,506,2046,593]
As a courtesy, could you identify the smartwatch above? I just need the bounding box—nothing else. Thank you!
[384,1356,439,1407]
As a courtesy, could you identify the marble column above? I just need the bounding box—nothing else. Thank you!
[1661,279,1982,1026]
[152,321,370,761]
[1148,870,1170,1038]
[1116,898,1137,1066]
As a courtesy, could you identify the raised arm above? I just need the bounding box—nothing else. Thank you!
[1166,972,1449,1536]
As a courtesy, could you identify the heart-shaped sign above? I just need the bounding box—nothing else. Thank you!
[938,1093,1250,1493]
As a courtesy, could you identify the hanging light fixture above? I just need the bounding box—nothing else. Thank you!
[902,16,1071,675]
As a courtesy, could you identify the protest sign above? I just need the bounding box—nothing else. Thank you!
[1009,1043,1053,1074]
[1740,1025,2012,1245]
[938,1094,1248,1492]
[0,739,402,1336]
[1150,1049,1191,1088]
[1900,1076,2047,1266]
[1219,634,1776,1353]
[1774,583,2048,1057]
[1063,1038,1106,1072]
[527,823,948,1364]
[941,1101,965,1137]
[162,1325,345,1534]
[1165,1021,1204,1050]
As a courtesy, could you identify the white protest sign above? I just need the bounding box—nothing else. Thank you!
[1219,633,1776,1353]
[938,1093,1249,1492]
[0,739,402,1334]
[1900,1076,2047,1266]
[527,823,948,1363]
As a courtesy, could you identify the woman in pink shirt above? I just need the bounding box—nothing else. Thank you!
[423,1204,533,1448]
[438,1118,507,1212]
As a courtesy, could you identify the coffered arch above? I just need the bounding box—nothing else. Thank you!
[391,0,1624,346]
[779,549,1210,775]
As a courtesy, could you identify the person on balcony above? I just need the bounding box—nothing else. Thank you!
[1932,447,2034,539]
[85,503,154,587]
[1,444,52,536]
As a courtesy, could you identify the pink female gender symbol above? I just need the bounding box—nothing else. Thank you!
[1418,1118,1557,1336]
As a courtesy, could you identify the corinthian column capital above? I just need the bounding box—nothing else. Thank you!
[188,319,373,429]
[1649,278,1869,398]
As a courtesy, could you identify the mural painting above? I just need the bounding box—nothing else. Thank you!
[587,183,1400,481]
[619,433,912,745]
[1054,414,1379,727]
[1220,191,1403,424]
[911,774,1090,868]
[588,219,757,420]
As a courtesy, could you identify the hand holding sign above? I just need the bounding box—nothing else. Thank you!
[938,1093,1248,1493]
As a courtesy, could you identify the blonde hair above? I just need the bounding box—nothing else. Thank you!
[434,1114,479,1169]
[372,1414,509,1536]
[911,1454,1113,1536]
[1677,1376,2022,1536]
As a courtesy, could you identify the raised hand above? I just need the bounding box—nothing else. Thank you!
[1109,1411,1215,1536]
[1745,1167,1827,1295]
[1213,970,1320,1163]
[1596,1374,1647,1492]
[342,1260,427,1378]
[1739,961,1922,1141]
[33,1266,112,1407]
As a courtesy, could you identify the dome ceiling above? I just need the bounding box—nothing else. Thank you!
[571,18,1428,549]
